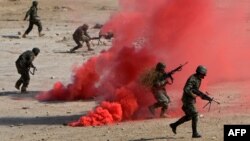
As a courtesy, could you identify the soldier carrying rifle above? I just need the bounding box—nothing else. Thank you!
[169,65,219,138]
[141,62,187,118]
[22,1,44,38]
[15,48,40,93]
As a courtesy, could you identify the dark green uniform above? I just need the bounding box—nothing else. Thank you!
[24,3,43,35]
[70,25,92,52]
[149,71,171,117]
[15,50,36,92]
[182,74,201,118]
[170,74,202,137]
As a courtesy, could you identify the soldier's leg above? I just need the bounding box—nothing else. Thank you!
[148,102,161,116]
[160,94,171,117]
[160,102,169,117]
[170,115,191,134]
[185,104,201,138]
[70,38,82,52]
[85,40,93,51]
[15,77,23,90]
[23,21,34,37]
[35,20,44,37]
[169,105,192,134]
[192,114,201,138]
[15,65,23,90]
[21,70,30,93]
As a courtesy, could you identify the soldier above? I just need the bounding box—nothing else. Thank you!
[15,48,40,93]
[169,65,207,138]
[22,1,44,38]
[69,24,93,53]
[148,62,173,118]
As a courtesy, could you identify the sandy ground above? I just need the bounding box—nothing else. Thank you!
[0,0,250,141]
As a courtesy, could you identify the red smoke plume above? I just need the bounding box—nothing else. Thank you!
[37,0,250,126]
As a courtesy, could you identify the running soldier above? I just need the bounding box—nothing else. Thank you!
[148,62,173,118]
[169,65,208,138]
[22,1,44,38]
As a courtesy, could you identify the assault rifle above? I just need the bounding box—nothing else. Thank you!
[162,62,188,84]
[29,67,37,75]
[91,32,114,45]
[192,89,220,111]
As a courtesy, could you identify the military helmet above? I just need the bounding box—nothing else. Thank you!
[32,1,38,6]
[82,24,89,30]
[32,47,40,56]
[156,62,166,71]
[196,65,207,75]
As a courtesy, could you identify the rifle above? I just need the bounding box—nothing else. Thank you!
[91,32,114,40]
[192,89,220,111]
[29,67,37,75]
[162,62,188,84]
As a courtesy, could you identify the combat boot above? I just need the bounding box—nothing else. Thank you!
[169,123,177,134]
[22,33,27,38]
[170,116,190,134]
[15,79,23,90]
[21,86,27,93]
[192,133,202,138]
[69,46,79,53]
[15,81,22,90]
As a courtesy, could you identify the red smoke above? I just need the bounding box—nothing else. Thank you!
[37,0,250,126]
[68,101,122,126]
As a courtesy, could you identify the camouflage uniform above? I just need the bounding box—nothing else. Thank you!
[148,63,171,118]
[70,24,92,52]
[170,74,203,137]
[23,1,43,37]
[15,48,39,93]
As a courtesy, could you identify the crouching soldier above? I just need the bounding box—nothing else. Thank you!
[15,48,40,93]
[70,24,93,53]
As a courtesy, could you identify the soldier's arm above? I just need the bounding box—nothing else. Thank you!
[30,62,35,68]
[84,30,91,39]
[184,80,197,98]
[24,8,31,20]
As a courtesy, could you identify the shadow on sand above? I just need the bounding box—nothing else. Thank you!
[0,91,40,99]
[129,136,184,141]
[0,114,85,126]
[2,35,21,39]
